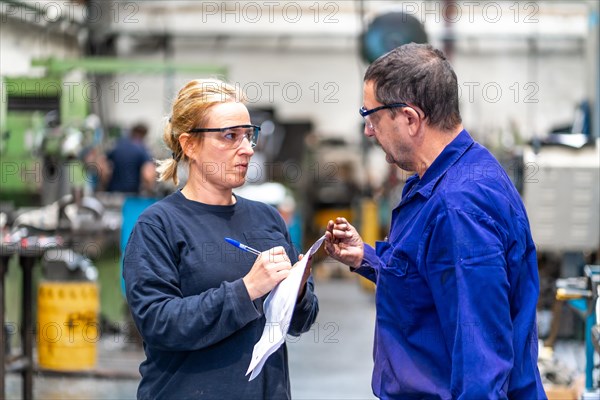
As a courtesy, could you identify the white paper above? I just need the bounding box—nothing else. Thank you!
[246,235,326,380]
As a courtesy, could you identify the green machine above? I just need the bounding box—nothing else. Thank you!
[0,75,89,207]
[1,57,227,208]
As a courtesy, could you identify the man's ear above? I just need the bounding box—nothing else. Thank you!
[402,107,421,127]
[404,108,422,135]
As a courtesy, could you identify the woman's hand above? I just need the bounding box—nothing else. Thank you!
[296,253,313,300]
[243,246,292,300]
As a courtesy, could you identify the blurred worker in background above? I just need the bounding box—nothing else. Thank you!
[123,79,318,399]
[325,43,546,399]
[105,123,156,194]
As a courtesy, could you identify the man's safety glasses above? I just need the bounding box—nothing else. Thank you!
[359,103,409,132]
[359,103,409,118]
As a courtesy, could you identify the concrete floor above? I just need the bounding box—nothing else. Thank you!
[288,279,376,400]
[4,274,587,399]
[5,277,377,399]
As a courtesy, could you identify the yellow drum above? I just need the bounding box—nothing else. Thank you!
[37,281,99,370]
[359,199,378,293]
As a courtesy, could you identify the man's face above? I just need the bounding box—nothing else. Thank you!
[362,81,412,168]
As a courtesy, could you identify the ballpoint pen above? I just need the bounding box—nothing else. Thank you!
[225,237,262,256]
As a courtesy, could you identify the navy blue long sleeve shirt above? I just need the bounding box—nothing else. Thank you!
[123,192,318,399]
[359,130,546,399]
[107,137,153,193]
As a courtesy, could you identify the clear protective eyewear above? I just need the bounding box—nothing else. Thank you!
[359,103,409,132]
[189,124,261,149]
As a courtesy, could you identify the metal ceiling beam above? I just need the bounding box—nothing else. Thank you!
[31,57,227,76]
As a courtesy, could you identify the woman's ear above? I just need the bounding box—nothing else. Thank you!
[178,133,195,159]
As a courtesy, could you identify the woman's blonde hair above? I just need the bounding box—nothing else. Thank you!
[156,79,242,185]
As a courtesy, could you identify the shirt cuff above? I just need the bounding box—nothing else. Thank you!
[294,283,315,314]
[354,244,377,271]
[230,279,262,322]
[349,245,378,283]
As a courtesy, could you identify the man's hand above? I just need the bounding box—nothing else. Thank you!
[243,247,291,300]
[324,217,364,268]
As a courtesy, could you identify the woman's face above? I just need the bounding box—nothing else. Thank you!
[187,101,255,190]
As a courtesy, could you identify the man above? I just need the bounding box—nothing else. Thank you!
[325,43,546,399]
[105,123,155,193]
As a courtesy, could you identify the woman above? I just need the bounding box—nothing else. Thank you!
[123,79,319,399]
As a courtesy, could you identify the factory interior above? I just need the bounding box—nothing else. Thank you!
[0,1,599,399]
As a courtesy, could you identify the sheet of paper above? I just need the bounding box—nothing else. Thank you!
[246,235,326,380]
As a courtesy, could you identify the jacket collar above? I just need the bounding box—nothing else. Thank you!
[403,129,474,202]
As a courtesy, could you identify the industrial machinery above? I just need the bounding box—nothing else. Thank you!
[553,265,600,394]
[523,138,600,256]
[0,76,90,207]
[522,136,600,393]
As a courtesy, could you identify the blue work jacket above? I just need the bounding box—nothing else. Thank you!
[359,130,547,399]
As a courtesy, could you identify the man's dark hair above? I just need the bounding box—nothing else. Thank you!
[131,123,148,139]
[364,43,462,131]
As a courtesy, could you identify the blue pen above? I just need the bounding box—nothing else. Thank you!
[225,237,262,256]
